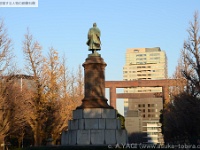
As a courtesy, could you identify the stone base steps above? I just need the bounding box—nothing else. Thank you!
[61,108,128,145]
[62,129,127,145]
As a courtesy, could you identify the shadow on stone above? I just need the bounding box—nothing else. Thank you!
[77,56,113,109]
[61,55,127,146]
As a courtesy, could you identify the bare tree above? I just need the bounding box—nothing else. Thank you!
[182,11,200,96]
[50,55,73,144]
[22,30,46,146]
[169,57,186,98]
[162,11,200,144]
[22,40,85,145]
[44,51,83,144]
[0,92,10,148]
[22,31,85,146]
[42,47,64,144]
[75,64,84,101]
[0,19,14,149]
[0,19,13,74]
[68,65,83,106]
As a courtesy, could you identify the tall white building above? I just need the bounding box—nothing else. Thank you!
[123,47,167,116]
[123,47,167,144]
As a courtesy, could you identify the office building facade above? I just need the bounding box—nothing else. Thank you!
[123,47,167,144]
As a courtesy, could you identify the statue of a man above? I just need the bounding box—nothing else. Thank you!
[86,23,101,53]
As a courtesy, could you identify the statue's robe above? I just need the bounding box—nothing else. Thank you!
[87,27,101,50]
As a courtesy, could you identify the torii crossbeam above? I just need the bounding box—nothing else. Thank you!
[105,79,186,108]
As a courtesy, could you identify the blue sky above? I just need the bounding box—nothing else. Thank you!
[0,0,199,114]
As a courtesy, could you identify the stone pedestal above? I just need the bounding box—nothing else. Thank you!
[61,55,127,145]
[77,56,112,109]
[61,108,127,145]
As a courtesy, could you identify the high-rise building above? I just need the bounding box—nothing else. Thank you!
[123,47,167,144]
[123,47,167,115]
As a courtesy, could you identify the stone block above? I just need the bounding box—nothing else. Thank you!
[116,130,127,144]
[99,119,106,129]
[85,119,99,129]
[78,119,85,129]
[105,130,116,144]
[83,108,102,118]
[90,130,104,145]
[68,130,77,145]
[102,109,116,118]
[70,120,78,130]
[73,109,83,119]
[61,131,68,145]
[68,120,71,130]
[77,130,90,145]
[106,119,117,129]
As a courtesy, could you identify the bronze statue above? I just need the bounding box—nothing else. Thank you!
[86,23,101,53]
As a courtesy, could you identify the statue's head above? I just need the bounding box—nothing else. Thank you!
[93,23,97,27]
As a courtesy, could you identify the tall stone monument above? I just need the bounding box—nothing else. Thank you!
[61,23,127,145]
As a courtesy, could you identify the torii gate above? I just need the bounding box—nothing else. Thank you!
[105,79,186,109]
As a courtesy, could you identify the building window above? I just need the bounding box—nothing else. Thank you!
[134,49,139,52]
[148,114,155,118]
[138,104,145,107]
[150,53,160,56]
[148,109,155,112]
[148,104,155,107]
